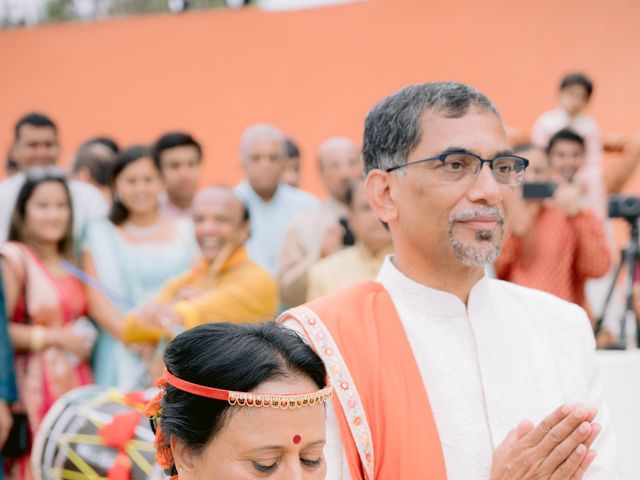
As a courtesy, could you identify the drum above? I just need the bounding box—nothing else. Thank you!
[31,385,166,480]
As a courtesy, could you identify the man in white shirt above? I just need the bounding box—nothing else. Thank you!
[235,123,317,275]
[280,82,618,479]
[0,112,107,241]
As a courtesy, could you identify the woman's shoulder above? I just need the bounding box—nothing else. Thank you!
[0,241,27,280]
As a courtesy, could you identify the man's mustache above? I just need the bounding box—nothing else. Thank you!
[449,206,505,224]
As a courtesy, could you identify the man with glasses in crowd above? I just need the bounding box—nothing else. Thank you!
[280,82,618,479]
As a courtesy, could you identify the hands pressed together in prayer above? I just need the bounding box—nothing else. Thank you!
[491,403,599,480]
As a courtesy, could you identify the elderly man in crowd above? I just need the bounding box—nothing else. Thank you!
[278,136,362,306]
[121,186,278,344]
[235,123,317,275]
[71,140,116,204]
[280,82,618,479]
[307,177,392,300]
[0,112,107,240]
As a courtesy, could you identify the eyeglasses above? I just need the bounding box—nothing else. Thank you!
[385,151,529,186]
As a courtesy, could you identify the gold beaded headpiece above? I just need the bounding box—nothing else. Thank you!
[162,369,333,408]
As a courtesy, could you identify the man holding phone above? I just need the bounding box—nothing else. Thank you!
[495,142,610,319]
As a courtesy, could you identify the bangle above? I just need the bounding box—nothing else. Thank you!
[30,326,46,352]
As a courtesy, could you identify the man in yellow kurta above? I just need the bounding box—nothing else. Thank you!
[122,186,278,344]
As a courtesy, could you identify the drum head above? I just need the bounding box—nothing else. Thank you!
[31,385,166,479]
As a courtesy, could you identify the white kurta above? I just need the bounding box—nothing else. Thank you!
[309,256,620,480]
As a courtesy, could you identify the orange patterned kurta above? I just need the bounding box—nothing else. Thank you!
[495,206,611,316]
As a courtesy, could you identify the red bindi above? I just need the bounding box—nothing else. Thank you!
[293,434,302,444]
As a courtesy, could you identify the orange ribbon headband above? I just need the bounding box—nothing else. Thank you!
[162,369,333,409]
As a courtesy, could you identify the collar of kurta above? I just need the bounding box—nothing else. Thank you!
[376,255,492,316]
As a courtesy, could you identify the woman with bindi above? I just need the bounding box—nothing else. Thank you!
[146,322,332,479]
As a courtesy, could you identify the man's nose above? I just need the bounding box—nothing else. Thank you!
[467,164,503,205]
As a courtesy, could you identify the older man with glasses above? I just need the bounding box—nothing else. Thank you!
[280,82,619,479]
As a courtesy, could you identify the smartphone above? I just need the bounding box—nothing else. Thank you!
[522,182,557,199]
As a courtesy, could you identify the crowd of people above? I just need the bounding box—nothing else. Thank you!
[0,74,638,479]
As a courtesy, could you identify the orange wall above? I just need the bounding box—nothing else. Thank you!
[1,0,639,198]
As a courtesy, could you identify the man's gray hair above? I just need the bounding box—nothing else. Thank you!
[362,82,501,173]
[240,123,286,161]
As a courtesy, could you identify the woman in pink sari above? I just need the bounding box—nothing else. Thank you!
[0,168,93,479]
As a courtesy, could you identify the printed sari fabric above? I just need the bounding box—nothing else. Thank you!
[0,242,91,479]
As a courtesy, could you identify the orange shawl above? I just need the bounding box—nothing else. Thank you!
[279,281,446,480]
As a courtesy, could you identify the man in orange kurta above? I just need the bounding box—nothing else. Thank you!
[279,82,618,480]
[495,145,611,318]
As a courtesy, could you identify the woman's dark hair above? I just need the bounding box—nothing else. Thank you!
[109,145,157,226]
[8,167,74,258]
[160,322,326,455]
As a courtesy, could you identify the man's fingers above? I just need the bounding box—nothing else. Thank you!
[583,423,601,449]
[540,421,592,473]
[570,450,597,480]
[548,444,588,480]
[534,404,591,456]
[521,403,574,446]
[516,419,534,440]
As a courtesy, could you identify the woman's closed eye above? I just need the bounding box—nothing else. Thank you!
[301,456,322,468]
[252,460,278,473]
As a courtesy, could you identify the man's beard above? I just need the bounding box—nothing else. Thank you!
[448,206,505,266]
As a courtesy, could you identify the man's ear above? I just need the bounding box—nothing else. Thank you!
[171,434,197,477]
[365,170,399,225]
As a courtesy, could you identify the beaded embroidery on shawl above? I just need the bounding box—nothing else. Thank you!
[278,306,375,480]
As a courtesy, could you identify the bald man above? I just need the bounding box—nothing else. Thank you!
[277,137,363,306]
[234,124,318,275]
[121,186,278,344]
[71,141,116,203]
